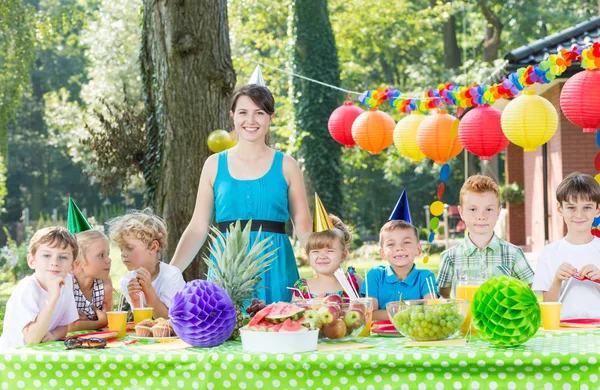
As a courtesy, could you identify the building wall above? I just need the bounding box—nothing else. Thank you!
[506,81,600,252]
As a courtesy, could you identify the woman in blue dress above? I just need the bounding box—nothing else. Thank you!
[169,84,312,303]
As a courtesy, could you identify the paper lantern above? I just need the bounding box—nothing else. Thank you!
[169,280,236,348]
[458,105,509,160]
[472,276,540,347]
[207,130,236,153]
[393,112,427,162]
[351,108,395,155]
[328,99,364,147]
[416,109,463,164]
[501,90,558,152]
[560,69,600,133]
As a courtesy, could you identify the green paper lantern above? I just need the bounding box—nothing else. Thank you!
[67,198,92,234]
[471,276,540,347]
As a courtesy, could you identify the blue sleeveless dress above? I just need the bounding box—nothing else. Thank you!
[213,150,298,304]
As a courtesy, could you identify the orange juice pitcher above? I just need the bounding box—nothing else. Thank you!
[454,268,488,336]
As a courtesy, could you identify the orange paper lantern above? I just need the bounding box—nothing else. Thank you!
[416,110,463,164]
[351,108,395,155]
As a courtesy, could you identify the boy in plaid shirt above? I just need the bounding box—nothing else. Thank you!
[437,175,534,298]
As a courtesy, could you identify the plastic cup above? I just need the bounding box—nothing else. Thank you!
[107,311,128,338]
[133,308,153,325]
[540,302,561,330]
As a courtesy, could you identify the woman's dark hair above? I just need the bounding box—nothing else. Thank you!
[231,84,275,115]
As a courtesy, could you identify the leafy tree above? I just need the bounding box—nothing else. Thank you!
[0,0,36,157]
[293,0,343,216]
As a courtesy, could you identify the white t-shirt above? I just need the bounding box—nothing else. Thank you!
[120,262,185,309]
[532,237,600,319]
[0,274,78,351]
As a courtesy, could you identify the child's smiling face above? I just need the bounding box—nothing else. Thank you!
[308,239,345,275]
[379,228,421,269]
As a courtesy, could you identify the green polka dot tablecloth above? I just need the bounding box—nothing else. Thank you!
[1,330,600,389]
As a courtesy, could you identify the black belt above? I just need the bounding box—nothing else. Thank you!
[218,220,286,234]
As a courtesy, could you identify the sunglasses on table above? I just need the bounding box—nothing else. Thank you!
[64,337,107,350]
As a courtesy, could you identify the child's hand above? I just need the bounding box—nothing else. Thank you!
[94,306,107,325]
[127,278,142,307]
[135,268,153,291]
[40,330,60,342]
[78,311,88,321]
[554,263,577,282]
[579,264,600,281]
[47,276,65,303]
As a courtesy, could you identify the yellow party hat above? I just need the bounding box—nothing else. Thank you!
[313,193,334,232]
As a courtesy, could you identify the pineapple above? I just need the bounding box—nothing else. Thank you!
[204,220,277,339]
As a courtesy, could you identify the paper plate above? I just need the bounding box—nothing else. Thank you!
[63,331,118,341]
[130,335,181,342]
[371,320,402,337]
[560,318,600,328]
[573,275,600,285]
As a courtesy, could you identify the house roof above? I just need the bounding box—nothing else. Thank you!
[488,16,600,82]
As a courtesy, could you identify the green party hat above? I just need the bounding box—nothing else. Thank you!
[67,197,92,233]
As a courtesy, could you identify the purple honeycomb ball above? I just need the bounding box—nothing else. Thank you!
[169,279,236,347]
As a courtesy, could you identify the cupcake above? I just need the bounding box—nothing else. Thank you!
[135,319,156,337]
[151,319,175,338]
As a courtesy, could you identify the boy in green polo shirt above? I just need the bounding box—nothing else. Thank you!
[437,175,534,298]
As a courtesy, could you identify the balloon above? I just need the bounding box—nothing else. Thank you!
[207,130,235,153]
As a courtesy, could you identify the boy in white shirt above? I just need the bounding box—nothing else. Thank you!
[110,209,185,319]
[532,172,600,319]
[0,227,79,351]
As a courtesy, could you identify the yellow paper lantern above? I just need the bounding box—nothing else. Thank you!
[416,109,463,164]
[393,112,427,163]
[500,90,558,152]
[351,108,395,155]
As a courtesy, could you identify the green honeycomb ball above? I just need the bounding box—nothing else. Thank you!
[471,276,540,347]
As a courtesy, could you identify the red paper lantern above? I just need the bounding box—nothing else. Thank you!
[328,99,364,147]
[458,105,509,160]
[560,69,600,133]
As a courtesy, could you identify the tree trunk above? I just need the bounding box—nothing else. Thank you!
[443,14,462,69]
[141,0,236,281]
[429,0,461,69]
[479,1,503,63]
[293,0,343,217]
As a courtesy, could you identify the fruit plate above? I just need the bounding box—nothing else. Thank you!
[560,318,600,328]
[130,335,181,342]
[371,320,402,337]
[240,329,319,353]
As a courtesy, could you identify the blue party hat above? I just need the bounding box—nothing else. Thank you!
[388,189,412,223]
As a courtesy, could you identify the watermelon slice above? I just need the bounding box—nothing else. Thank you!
[279,319,308,332]
[265,302,305,324]
[247,304,275,328]
[268,322,285,332]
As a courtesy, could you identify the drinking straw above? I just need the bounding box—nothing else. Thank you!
[117,291,123,312]
[428,276,438,299]
[425,277,434,298]
[286,287,307,299]
[139,292,145,308]
[558,277,573,304]
[364,270,369,299]
[334,268,358,299]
